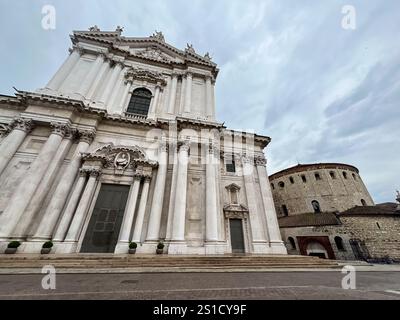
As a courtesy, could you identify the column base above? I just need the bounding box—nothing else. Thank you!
[167,241,188,255]
[269,241,288,254]
[18,241,45,253]
[252,241,270,254]
[114,241,130,254]
[135,241,163,254]
[54,241,79,254]
[204,241,227,255]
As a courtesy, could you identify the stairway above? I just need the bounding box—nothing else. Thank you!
[0,254,339,270]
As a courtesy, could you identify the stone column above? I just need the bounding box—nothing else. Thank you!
[211,81,216,119]
[0,122,68,239]
[241,155,268,253]
[46,48,82,91]
[183,72,192,113]
[52,169,88,241]
[255,155,286,254]
[132,175,151,243]
[118,174,141,243]
[178,77,186,114]
[205,143,219,242]
[167,73,178,114]
[148,84,161,119]
[205,76,213,119]
[14,129,76,237]
[118,79,132,112]
[76,53,104,98]
[98,61,123,105]
[86,56,109,99]
[0,118,34,176]
[165,143,178,241]
[146,141,168,241]
[64,168,101,242]
[107,64,126,111]
[171,141,190,241]
[33,130,95,240]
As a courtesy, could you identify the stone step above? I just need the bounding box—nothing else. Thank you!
[0,254,338,269]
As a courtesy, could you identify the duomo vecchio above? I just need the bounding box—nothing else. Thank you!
[0,27,399,261]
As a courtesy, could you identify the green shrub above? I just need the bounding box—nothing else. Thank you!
[129,242,137,249]
[157,241,164,250]
[42,241,53,249]
[7,241,21,249]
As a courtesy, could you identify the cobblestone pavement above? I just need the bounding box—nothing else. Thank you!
[0,271,399,300]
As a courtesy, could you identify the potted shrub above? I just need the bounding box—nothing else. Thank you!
[128,242,137,254]
[41,241,53,254]
[156,241,164,254]
[5,241,21,254]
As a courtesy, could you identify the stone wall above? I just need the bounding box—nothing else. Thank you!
[270,165,374,216]
[280,215,400,261]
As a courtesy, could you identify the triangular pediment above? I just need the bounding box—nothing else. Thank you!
[73,28,217,68]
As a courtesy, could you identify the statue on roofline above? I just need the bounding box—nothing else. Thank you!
[89,25,100,32]
[150,30,165,42]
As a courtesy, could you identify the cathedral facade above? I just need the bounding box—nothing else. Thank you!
[0,27,286,255]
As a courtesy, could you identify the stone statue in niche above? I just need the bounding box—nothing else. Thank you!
[114,151,130,175]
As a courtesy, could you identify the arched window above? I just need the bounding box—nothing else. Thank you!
[271,183,275,190]
[329,171,336,179]
[361,199,367,206]
[334,236,345,251]
[278,181,285,188]
[288,237,296,250]
[311,200,321,213]
[342,171,348,179]
[289,176,294,184]
[126,88,152,115]
[282,205,289,216]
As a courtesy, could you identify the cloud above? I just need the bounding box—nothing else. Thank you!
[0,0,398,202]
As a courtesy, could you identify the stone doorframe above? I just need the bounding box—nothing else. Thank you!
[74,143,158,253]
[297,236,336,260]
[223,204,251,254]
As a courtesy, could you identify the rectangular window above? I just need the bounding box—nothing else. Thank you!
[315,172,321,180]
[226,161,236,173]
[301,175,307,183]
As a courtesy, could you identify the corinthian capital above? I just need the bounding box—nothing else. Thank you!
[240,154,254,165]
[78,129,96,144]
[207,142,219,157]
[10,117,34,133]
[178,140,190,152]
[50,122,69,137]
[254,155,267,167]
[159,140,169,153]
[89,168,102,178]
[64,128,78,141]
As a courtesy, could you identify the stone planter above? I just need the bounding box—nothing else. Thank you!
[156,248,163,254]
[128,248,136,254]
[4,248,17,254]
[41,248,52,254]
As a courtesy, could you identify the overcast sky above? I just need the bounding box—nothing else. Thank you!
[0,0,399,203]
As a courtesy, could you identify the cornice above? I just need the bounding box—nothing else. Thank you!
[71,31,219,75]
[6,91,264,146]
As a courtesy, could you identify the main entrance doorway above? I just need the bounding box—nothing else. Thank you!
[81,184,130,253]
[229,219,245,253]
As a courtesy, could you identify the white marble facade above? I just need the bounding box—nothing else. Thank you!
[0,27,286,255]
